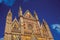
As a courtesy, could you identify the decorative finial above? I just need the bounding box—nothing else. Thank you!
[34,10,36,15]
[42,19,47,25]
[8,9,12,13]
[18,6,22,16]
[7,9,12,16]
[19,6,22,10]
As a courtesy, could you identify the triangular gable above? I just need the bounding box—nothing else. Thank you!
[12,18,19,28]
[11,18,21,33]
[41,19,53,38]
[24,10,35,19]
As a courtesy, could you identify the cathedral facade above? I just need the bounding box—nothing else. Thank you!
[4,7,54,40]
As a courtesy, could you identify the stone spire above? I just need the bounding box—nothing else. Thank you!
[6,9,12,23]
[18,7,24,34]
[5,9,12,33]
[18,6,22,17]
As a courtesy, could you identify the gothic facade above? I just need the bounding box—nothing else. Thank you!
[4,7,54,40]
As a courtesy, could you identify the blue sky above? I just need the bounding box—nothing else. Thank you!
[0,0,60,40]
[0,0,16,6]
[0,0,2,3]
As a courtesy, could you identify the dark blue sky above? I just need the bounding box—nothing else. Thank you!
[0,0,60,40]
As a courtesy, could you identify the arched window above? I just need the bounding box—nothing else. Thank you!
[28,24,33,30]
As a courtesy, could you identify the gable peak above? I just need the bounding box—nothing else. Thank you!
[23,10,35,19]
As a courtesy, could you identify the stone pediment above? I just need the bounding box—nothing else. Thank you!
[12,18,21,33]
[24,10,35,20]
[12,18,19,28]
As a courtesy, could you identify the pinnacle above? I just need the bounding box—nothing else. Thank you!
[8,9,11,13]
[7,9,12,16]
[19,6,22,10]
